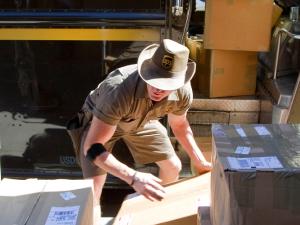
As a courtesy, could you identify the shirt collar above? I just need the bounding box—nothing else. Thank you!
[135,76,179,101]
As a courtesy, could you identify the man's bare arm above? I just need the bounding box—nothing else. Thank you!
[83,116,166,201]
[168,113,211,174]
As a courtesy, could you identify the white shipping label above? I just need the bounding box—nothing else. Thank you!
[227,156,283,169]
[236,128,247,137]
[212,127,227,138]
[116,214,133,225]
[60,192,76,201]
[196,194,210,208]
[45,206,80,225]
[254,126,271,136]
[235,146,251,155]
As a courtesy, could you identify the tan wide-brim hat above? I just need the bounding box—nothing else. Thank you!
[138,39,196,91]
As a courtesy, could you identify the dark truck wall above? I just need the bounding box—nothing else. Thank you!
[0,40,159,180]
[0,0,163,180]
[0,0,196,182]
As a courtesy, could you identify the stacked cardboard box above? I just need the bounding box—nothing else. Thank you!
[0,179,94,225]
[188,39,258,98]
[187,0,276,98]
[113,173,211,225]
[210,123,300,225]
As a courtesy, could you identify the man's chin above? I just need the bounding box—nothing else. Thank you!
[150,95,163,102]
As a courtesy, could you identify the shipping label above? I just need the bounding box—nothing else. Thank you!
[60,192,76,201]
[227,156,283,169]
[254,126,271,136]
[45,205,80,225]
[116,214,133,225]
[235,146,251,155]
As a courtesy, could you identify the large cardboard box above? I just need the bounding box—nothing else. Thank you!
[0,179,94,225]
[210,124,300,225]
[204,0,274,51]
[189,39,257,98]
[113,173,211,225]
[272,3,283,28]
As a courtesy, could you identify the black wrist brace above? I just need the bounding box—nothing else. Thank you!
[86,143,107,164]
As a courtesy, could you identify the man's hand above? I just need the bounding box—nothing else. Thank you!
[196,161,212,174]
[131,172,166,202]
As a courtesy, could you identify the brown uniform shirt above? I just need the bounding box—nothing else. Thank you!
[82,64,193,132]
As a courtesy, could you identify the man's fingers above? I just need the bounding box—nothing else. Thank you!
[143,193,155,202]
[146,185,164,201]
[148,179,166,193]
[149,174,162,183]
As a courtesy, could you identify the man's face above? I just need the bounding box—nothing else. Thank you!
[147,84,173,102]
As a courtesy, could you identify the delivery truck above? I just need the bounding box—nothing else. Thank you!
[0,0,300,190]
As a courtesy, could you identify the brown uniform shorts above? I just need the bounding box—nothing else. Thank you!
[80,120,175,178]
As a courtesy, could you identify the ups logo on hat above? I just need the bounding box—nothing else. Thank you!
[162,55,174,68]
[165,107,173,113]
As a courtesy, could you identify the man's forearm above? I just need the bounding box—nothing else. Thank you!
[170,119,207,166]
[94,152,136,184]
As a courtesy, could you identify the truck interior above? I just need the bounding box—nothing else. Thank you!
[0,0,300,190]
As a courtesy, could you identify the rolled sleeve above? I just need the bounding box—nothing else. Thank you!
[92,81,129,126]
[92,107,120,126]
[172,90,193,116]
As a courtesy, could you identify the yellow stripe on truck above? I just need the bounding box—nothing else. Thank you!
[0,28,160,41]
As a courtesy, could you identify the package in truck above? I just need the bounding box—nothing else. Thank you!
[188,39,257,98]
[204,0,274,51]
[210,124,300,225]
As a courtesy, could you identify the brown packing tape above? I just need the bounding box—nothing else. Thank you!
[209,50,215,97]
[257,45,269,52]
[250,0,257,6]
[227,0,234,5]
[244,83,256,91]
[213,68,225,78]
[233,46,244,51]
[247,54,258,61]
[203,0,212,49]
[246,65,257,78]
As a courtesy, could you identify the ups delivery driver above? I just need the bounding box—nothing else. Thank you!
[67,39,211,224]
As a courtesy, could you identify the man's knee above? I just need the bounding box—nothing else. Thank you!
[158,155,182,175]
[171,156,182,174]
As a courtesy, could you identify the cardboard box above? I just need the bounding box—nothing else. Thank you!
[0,179,94,225]
[272,3,283,28]
[189,39,257,98]
[113,172,211,225]
[204,0,274,51]
[198,206,212,225]
[210,124,300,225]
[190,137,213,176]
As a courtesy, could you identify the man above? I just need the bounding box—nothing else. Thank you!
[77,39,211,224]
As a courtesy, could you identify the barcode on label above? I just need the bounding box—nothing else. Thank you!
[238,159,250,168]
[54,211,74,216]
[253,162,263,167]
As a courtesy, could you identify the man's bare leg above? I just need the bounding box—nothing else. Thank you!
[86,174,107,225]
[156,155,182,185]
